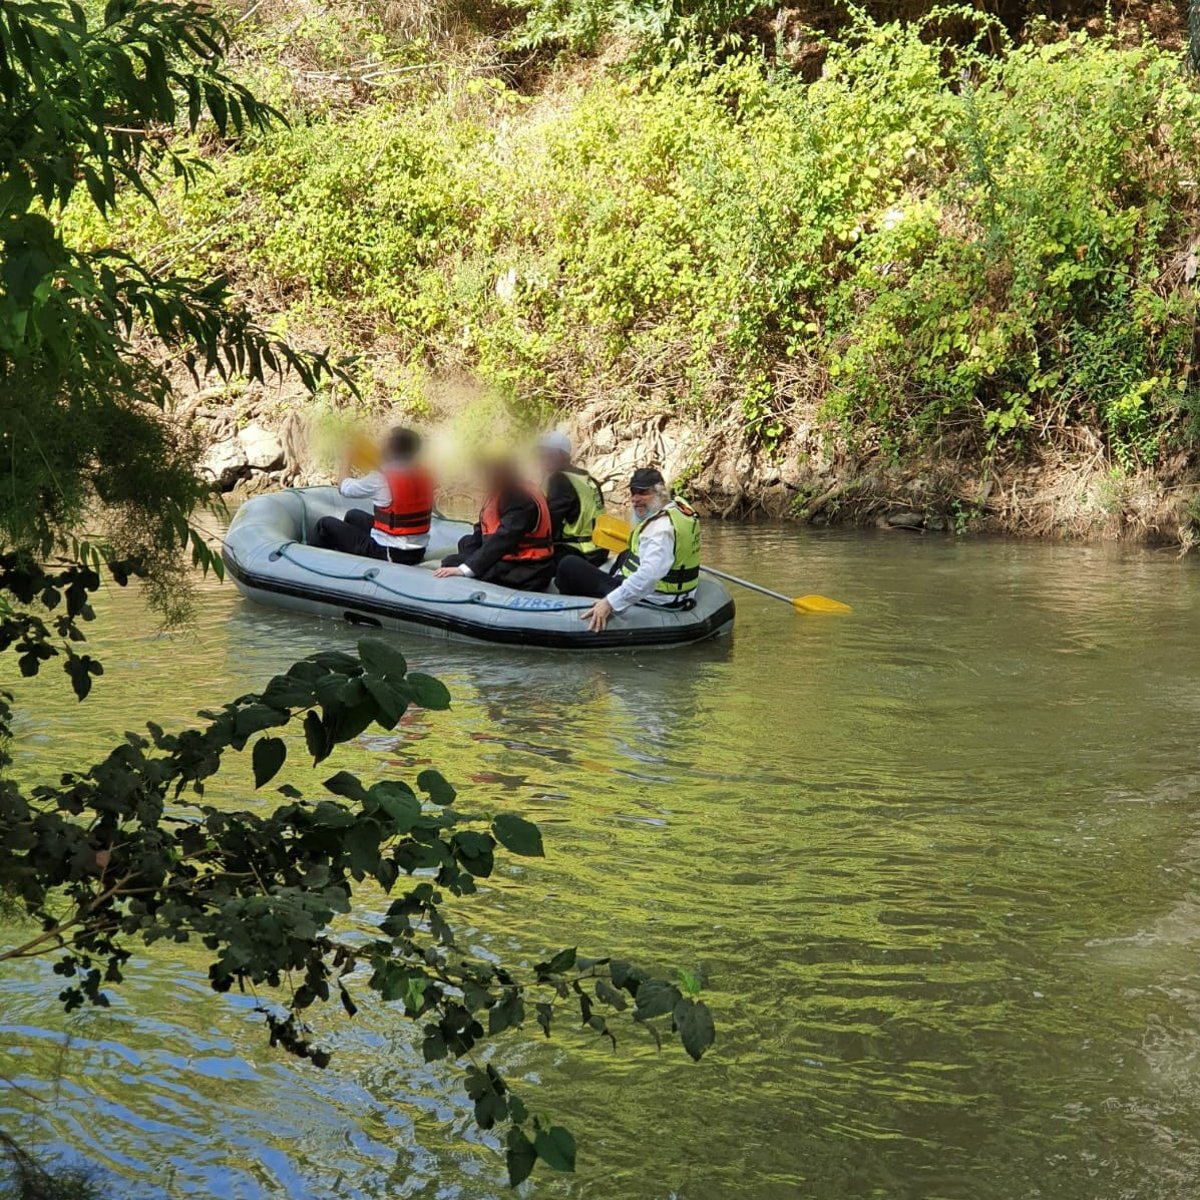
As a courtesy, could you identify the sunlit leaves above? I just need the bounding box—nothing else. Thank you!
[0,0,347,579]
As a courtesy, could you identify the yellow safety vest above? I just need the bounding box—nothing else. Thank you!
[621,500,701,597]
[559,468,605,554]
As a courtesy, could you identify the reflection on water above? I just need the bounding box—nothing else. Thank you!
[5,525,1200,1198]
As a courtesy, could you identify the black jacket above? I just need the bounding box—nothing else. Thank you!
[546,470,581,541]
[460,486,545,577]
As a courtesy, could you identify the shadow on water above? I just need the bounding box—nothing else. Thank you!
[6,523,1200,1198]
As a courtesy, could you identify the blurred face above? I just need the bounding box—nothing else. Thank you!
[537,448,569,477]
[630,486,661,521]
[481,460,517,494]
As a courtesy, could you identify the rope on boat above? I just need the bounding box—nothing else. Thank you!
[283,487,311,545]
[275,542,595,613]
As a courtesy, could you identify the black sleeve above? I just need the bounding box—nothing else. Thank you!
[463,491,537,576]
[545,472,580,539]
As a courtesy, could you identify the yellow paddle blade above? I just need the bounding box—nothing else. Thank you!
[792,594,852,614]
[347,432,380,475]
[592,513,632,553]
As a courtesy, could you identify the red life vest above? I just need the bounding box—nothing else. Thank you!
[479,484,553,562]
[373,464,434,537]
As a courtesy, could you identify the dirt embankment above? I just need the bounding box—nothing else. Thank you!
[184,379,1200,550]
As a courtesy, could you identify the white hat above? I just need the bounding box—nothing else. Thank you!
[537,430,571,456]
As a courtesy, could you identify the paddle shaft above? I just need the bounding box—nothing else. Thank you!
[592,512,848,611]
[698,564,794,605]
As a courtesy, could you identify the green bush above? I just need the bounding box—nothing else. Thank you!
[77,13,1200,467]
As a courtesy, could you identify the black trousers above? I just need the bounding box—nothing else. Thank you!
[313,508,426,565]
[555,554,622,599]
[441,535,555,592]
[553,544,609,567]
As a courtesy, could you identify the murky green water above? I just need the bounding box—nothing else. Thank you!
[5,525,1200,1199]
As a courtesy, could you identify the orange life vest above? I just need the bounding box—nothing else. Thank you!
[479,484,553,562]
[373,464,434,537]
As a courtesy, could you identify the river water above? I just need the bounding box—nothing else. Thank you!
[4,524,1200,1199]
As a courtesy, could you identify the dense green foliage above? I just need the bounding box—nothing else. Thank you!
[0,0,342,579]
[1,4,714,1190]
[86,7,1200,469]
[0,556,714,1188]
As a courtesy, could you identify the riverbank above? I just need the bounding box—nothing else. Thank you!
[190,374,1200,548]
[114,3,1200,550]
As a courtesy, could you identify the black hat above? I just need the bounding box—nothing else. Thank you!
[629,467,664,491]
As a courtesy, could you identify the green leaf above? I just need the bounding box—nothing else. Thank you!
[407,672,451,710]
[363,674,409,726]
[610,959,647,993]
[252,736,286,788]
[369,781,422,832]
[324,771,368,802]
[303,710,327,762]
[595,978,627,1011]
[672,997,716,1062]
[416,768,456,805]
[470,1072,508,1130]
[327,698,377,746]
[422,1030,447,1062]
[233,703,282,738]
[309,650,361,673]
[311,800,356,828]
[488,989,525,1035]
[506,1129,537,1187]
[345,821,381,873]
[633,979,681,1020]
[260,676,316,710]
[492,813,545,858]
[358,637,407,679]
[535,947,576,979]
[534,1125,576,1173]
[453,830,495,877]
[402,975,427,1014]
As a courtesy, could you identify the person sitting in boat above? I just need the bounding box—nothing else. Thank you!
[536,430,608,566]
[555,467,700,633]
[313,426,433,566]
[432,454,556,591]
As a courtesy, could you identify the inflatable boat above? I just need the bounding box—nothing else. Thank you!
[222,488,735,651]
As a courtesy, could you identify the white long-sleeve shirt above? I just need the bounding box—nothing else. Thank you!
[338,470,430,551]
[607,514,677,613]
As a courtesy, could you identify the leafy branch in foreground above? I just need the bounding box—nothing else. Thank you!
[0,0,349,591]
[0,562,715,1188]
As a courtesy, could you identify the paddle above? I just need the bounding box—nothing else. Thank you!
[591,513,851,615]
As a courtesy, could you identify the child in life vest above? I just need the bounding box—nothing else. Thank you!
[313,427,434,565]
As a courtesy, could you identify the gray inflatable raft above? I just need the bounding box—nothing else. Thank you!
[222,487,735,651]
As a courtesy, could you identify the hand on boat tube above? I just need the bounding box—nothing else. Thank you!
[583,598,613,633]
[432,566,462,579]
